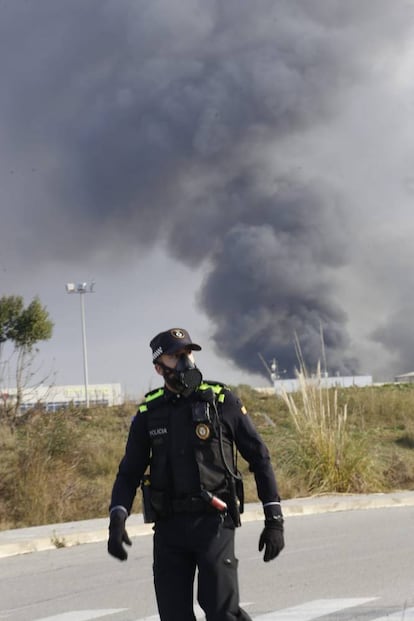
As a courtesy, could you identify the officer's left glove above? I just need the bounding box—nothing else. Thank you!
[108,507,132,561]
[258,502,285,562]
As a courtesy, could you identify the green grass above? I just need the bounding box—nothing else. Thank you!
[1,383,414,530]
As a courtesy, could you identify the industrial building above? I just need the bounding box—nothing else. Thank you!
[0,383,123,412]
[274,374,373,394]
[394,372,414,384]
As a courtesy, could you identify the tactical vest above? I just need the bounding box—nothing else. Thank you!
[138,382,236,499]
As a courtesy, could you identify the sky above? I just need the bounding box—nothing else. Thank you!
[1,0,414,400]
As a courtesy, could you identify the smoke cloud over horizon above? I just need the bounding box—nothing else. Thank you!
[2,0,414,379]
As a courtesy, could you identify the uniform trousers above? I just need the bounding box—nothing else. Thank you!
[153,512,252,621]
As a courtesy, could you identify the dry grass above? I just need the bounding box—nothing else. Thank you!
[1,382,414,529]
[0,404,136,528]
[278,363,383,494]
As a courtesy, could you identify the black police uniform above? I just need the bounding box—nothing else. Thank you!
[109,381,282,621]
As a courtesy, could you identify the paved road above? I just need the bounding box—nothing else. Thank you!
[1,495,414,620]
[1,491,414,558]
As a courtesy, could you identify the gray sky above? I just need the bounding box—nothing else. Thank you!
[1,0,414,399]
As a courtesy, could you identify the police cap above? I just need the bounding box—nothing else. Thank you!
[150,328,202,362]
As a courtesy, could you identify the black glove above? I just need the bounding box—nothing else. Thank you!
[259,502,285,562]
[108,508,132,561]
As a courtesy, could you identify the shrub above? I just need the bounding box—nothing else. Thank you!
[279,363,384,494]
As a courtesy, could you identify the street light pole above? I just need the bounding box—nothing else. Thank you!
[65,281,95,407]
[79,291,89,407]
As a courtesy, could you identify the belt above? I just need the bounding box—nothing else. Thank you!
[171,496,211,513]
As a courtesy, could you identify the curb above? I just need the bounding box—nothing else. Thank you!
[1,491,414,559]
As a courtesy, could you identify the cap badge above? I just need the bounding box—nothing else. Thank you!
[171,329,185,339]
[195,423,210,440]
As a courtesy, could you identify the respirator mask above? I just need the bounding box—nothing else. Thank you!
[158,353,202,397]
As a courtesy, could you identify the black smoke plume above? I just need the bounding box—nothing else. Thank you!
[1,1,412,377]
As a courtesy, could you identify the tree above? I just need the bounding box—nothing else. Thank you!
[0,295,54,424]
[0,296,24,390]
[0,295,23,348]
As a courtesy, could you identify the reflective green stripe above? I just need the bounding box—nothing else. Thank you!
[145,388,164,402]
[199,382,224,395]
[138,387,165,413]
[139,384,224,411]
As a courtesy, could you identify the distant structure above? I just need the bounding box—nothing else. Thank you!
[0,383,123,412]
[271,374,373,395]
[394,372,414,384]
[258,354,286,384]
[256,354,373,394]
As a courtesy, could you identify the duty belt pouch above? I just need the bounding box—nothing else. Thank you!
[149,488,171,519]
[227,476,241,527]
[140,475,157,523]
[235,473,244,514]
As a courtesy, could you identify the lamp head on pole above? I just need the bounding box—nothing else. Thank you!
[65,282,95,294]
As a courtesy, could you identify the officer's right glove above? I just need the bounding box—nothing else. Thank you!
[259,502,285,562]
[108,507,132,561]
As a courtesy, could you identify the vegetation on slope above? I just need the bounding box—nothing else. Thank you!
[1,383,414,530]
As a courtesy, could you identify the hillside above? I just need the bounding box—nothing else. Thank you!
[1,383,414,530]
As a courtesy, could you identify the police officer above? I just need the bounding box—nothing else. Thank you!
[108,328,284,621]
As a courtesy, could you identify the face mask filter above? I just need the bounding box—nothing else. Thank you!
[159,354,202,397]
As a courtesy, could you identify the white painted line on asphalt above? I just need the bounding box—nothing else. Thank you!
[253,598,377,621]
[371,608,414,621]
[130,602,215,619]
[34,610,126,621]
[31,598,382,621]
[131,600,254,620]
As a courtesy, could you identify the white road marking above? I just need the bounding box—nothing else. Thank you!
[131,603,205,620]
[34,610,126,621]
[31,597,383,621]
[370,609,414,621]
[253,598,377,621]
[132,601,252,620]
